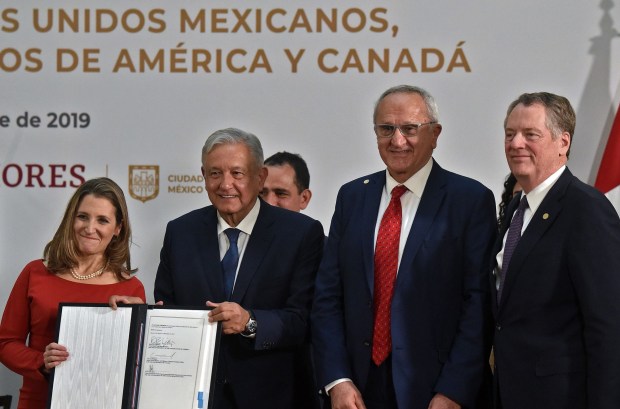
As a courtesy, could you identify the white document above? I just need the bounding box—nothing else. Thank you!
[137,309,218,409]
[48,305,220,409]
[50,306,133,409]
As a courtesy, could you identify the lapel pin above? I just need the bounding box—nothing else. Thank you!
[542,213,549,220]
[363,179,369,184]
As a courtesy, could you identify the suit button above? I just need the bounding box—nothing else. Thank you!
[496,324,502,331]
[363,341,370,347]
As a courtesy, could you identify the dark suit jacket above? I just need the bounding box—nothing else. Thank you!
[492,168,620,409]
[311,162,497,409]
[154,200,324,409]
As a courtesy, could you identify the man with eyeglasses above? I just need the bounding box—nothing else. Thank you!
[312,85,496,409]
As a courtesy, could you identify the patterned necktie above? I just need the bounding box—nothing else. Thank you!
[498,196,529,302]
[222,228,241,299]
[372,185,408,365]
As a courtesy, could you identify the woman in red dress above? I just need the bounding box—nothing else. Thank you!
[0,177,146,409]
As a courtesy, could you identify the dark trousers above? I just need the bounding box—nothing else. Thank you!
[363,355,398,409]
[213,382,238,409]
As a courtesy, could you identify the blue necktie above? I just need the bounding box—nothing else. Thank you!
[498,196,528,302]
[222,228,241,299]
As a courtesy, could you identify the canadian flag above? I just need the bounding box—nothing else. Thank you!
[595,101,620,215]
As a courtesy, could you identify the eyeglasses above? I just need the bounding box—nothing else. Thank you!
[374,122,437,138]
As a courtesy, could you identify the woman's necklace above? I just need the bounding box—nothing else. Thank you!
[70,261,108,281]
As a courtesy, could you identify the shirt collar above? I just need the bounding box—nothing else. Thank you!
[217,198,261,236]
[521,165,565,215]
[384,157,433,199]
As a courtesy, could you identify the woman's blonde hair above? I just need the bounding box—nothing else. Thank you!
[43,177,136,280]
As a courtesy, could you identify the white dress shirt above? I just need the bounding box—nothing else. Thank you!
[495,166,565,289]
[326,158,434,393]
[217,199,261,292]
[374,158,433,270]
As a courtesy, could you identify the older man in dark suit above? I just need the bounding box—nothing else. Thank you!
[312,85,497,409]
[154,128,324,409]
[493,92,620,409]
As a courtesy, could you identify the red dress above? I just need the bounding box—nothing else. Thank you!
[0,259,146,409]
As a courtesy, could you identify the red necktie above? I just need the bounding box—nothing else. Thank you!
[372,185,408,365]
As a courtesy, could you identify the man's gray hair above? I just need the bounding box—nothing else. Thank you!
[373,85,440,123]
[202,127,264,169]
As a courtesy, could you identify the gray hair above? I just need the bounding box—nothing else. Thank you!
[373,85,440,123]
[201,128,264,169]
[504,92,575,159]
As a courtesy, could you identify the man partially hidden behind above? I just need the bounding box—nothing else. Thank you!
[154,128,324,409]
[312,85,497,409]
[261,151,313,212]
[260,150,321,409]
[493,92,620,409]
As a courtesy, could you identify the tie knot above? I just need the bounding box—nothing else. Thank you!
[225,228,241,244]
[391,185,408,201]
[517,195,529,211]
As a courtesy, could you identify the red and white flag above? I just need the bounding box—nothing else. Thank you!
[595,101,620,215]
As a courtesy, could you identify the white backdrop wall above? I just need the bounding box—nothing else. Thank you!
[2,0,620,397]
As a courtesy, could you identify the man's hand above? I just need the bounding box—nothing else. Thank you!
[108,295,145,310]
[428,393,461,409]
[206,301,250,334]
[330,381,367,409]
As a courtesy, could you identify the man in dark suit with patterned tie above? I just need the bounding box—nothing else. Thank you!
[492,92,620,409]
[154,128,324,409]
[312,85,497,409]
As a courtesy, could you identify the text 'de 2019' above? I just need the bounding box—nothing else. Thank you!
[0,111,91,129]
